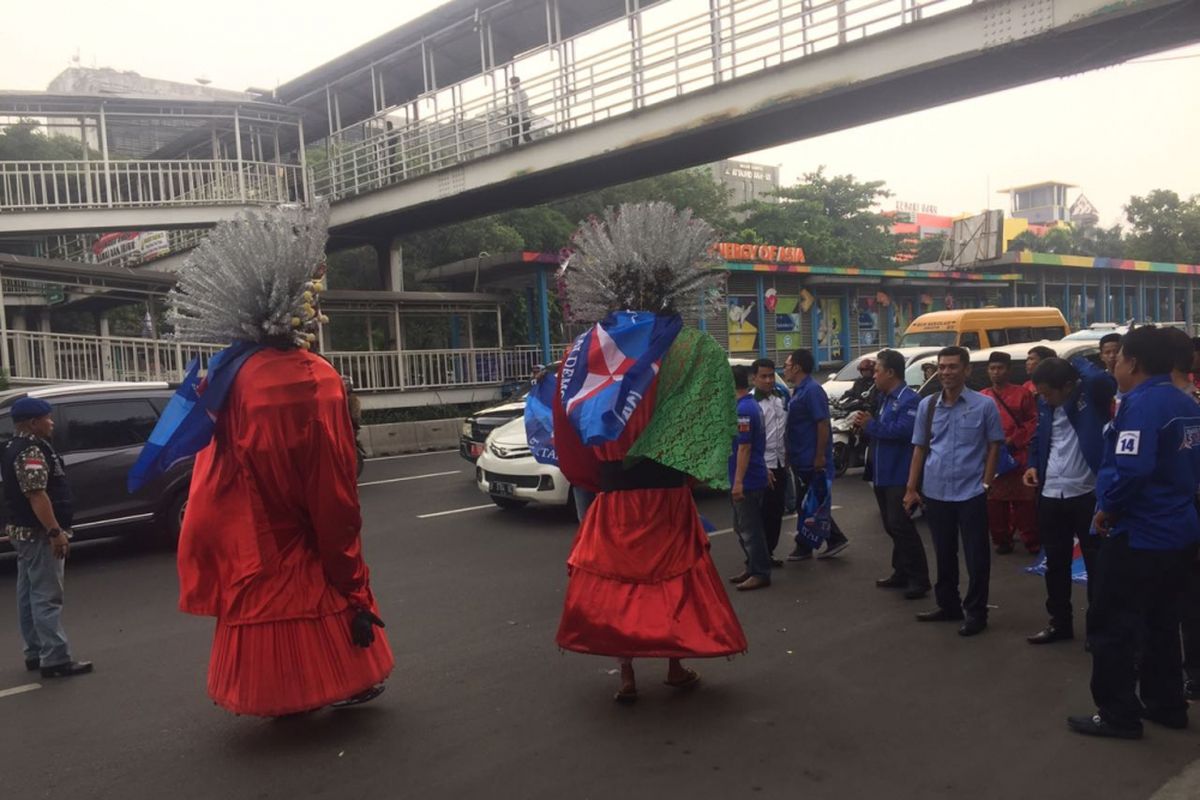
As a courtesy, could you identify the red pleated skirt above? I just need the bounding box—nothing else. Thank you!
[207,608,395,717]
[556,486,747,659]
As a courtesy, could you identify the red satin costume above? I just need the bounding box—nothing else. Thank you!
[553,377,747,659]
[178,349,393,716]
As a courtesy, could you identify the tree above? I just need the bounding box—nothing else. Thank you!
[0,120,91,161]
[737,168,896,267]
[1124,189,1200,264]
[550,167,736,234]
[912,235,948,264]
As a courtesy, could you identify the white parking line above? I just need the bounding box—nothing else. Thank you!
[0,683,41,699]
[366,449,458,462]
[358,470,460,488]
[416,504,495,519]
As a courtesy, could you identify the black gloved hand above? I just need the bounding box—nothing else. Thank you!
[350,609,386,648]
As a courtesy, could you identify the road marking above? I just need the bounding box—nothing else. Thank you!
[416,503,495,519]
[366,449,458,462]
[358,470,460,488]
[0,683,41,699]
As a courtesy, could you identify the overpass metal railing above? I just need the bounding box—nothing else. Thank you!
[0,159,307,213]
[43,228,208,268]
[326,344,558,392]
[313,0,969,201]
[5,330,223,384]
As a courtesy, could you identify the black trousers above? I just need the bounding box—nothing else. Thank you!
[509,116,532,144]
[762,466,788,556]
[924,494,990,620]
[791,468,847,552]
[1038,492,1102,629]
[1087,535,1194,728]
[874,485,930,588]
[1181,558,1200,683]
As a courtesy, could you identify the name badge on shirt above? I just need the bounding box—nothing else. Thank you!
[1116,430,1140,456]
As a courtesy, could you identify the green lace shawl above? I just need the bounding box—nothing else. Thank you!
[625,327,737,489]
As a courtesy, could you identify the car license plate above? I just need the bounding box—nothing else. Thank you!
[490,481,516,497]
[470,442,483,458]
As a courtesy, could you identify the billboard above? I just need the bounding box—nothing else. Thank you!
[946,210,1004,266]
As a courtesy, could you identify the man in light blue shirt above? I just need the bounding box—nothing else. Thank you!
[905,347,1003,636]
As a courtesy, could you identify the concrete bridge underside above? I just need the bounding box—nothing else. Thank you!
[327,0,1200,248]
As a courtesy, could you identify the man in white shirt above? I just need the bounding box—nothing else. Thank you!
[752,358,788,566]
[509,76,533,145]
[1023,356,1116,644]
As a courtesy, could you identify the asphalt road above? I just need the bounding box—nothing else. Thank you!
[0,451,1197,800]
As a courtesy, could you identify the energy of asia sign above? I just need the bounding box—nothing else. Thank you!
[715,242,806,264]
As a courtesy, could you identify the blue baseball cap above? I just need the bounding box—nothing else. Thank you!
[11,397,52,422]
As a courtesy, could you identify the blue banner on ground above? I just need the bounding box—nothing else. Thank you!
[1024,539,1088,583]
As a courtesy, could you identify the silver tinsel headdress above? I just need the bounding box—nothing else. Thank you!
[560,201,725,322]
[167,203,330,347]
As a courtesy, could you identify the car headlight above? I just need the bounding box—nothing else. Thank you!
[461,421,472,437]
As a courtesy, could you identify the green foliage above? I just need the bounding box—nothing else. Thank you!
[0,121,92,161]
[911,235,948,264]
[736,168,896,267]
[327,245,382,290]
[1124,189,1200,264]
[549,168,736,233]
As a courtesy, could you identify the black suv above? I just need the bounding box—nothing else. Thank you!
[0,382,193,547]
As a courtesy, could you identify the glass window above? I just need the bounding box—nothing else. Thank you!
[986,329,1009,346]
[898,331,957,347]
[959,332,981,350]
[59,400,158,452]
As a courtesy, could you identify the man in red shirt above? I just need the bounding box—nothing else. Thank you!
[983,351,1040,554]
[1023,345,1058,394]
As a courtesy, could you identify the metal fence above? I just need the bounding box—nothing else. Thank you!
[5,330,223,384]
[0,159,307,213]
[312,0,967,200]
[0,331,560,391]
[326,345,556,392]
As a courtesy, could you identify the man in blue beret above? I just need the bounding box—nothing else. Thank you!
[4,397,92,678]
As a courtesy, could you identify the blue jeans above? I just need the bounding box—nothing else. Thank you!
[732,489,771,579]
[572,487,596,521]
[15,536,71,668]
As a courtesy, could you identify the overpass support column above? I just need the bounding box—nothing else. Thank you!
[372,238,405,291]
[536,267,552,364]
[755,275,768,359]
[0,277,8,375]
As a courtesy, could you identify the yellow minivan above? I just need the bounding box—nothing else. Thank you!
[898,307,1069,350]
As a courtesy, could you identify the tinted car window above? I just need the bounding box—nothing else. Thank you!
[59,400,159,452]
[960,332,981,350]
[986,329,1009,346]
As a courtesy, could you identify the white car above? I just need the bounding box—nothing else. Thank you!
[821,346,942,400]
[911,339,1101,396]
[474,416,575,514]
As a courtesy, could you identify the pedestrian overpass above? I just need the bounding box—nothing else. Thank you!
[2,0,1198,248]
[274,0,1200,248]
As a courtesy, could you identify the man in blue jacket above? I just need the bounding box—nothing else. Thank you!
[1068,327,1200,739]
[1023,356,1117,645]
[782,348,849,560]
[853,349,929,598]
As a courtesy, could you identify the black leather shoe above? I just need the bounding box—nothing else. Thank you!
[1142,708,1189,730]
[1067,713,1142,739]
[875,574,906,589]
[786,546,813,562]
[41,660,93,679]
[25,658,39,671]
[916,607,964,622]
[1028,625,1074,645]
[904,584,931,600]
[728,571,751,584]
[958,618,987,637]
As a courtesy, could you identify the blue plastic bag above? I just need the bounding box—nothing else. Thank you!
[797,473,832,549]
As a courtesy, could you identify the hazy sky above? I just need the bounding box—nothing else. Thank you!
[2,0,1197,227]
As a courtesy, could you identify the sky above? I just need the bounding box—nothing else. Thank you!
[2,0,1197,228]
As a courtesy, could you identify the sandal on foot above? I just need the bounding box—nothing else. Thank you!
[331,684,386,708]
[664,669,701,690]
[613,686,639,704]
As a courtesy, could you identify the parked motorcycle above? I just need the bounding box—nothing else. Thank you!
[829,392,873,477]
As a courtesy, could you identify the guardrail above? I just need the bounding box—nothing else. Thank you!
[312,0,967,201]
[5,330,222,384]
[2,331,562,392]
[0,159,306,213]
[326,345,558,392]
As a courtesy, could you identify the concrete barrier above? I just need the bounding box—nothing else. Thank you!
[362,417,465,457]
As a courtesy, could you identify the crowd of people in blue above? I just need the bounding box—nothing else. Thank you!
[727,326,1200,740]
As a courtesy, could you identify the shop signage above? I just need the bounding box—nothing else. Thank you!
[715,242,806,264]
[896,201,938,214]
